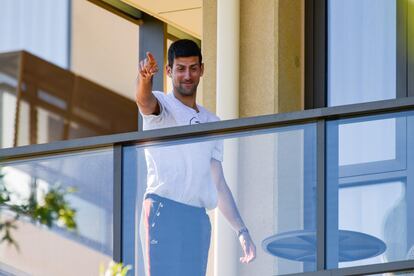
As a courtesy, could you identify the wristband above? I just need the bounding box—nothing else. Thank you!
[237,227,249,238]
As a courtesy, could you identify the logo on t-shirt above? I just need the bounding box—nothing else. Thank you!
[189,117,201,125]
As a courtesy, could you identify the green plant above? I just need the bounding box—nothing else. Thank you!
[0,172,77,249]
[100,261,132,276]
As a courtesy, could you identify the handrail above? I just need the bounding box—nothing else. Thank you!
[1,96,414,161]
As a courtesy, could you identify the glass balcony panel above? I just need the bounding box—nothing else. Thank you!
[328,0,397,106]
[123,124,317,276]
[0,148,113,276]
[367,271,414,276]
[339,118,396,166]
[0,51,138,149]
[327,111,414,270]
[336,115,406,178]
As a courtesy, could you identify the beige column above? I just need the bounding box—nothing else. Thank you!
[204,1,304,275]
[202,0,217,113]
[215,1,240,276]
[216,0,239,120]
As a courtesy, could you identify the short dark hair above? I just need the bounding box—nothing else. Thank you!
[167,39,202,67]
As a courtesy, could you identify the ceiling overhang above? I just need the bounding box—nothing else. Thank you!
[89,0,202,39]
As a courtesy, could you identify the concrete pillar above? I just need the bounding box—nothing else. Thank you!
[215,1,240,276]
[202,0,217,113]
[216,0,239,120]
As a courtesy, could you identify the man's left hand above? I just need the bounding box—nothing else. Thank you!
[239,232,256,263]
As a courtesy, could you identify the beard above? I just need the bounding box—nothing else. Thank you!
[175,81,198,96]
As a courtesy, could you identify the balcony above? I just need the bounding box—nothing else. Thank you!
[1,97,414,275]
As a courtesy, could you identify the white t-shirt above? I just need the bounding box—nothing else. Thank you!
[140,91,223,209]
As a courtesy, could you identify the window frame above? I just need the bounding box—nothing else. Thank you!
[305,0,409,109]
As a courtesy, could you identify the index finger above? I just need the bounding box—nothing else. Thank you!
[146,52,156,64]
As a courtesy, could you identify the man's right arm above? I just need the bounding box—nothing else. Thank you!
[136,52,161,115]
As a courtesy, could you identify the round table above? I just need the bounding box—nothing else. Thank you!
[262,230,386,262]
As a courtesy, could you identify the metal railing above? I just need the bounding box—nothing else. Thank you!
[1,96,414,276]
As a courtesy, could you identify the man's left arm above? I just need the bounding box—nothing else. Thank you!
[211,159,256,264]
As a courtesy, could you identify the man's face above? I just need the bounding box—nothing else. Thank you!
[167,56,204,97]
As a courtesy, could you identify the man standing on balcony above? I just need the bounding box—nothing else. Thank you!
[136,39,256,276]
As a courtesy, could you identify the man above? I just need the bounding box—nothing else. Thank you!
[136,39,256,276]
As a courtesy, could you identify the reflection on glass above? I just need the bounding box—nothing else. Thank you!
[339,118,396,166]
[327,111,414,269]
[123,124,317,276]
[338,181,405,266]
[328,0,396,106]
[370,271,414,276]
[0,148,113,276]
[0,51,138,149]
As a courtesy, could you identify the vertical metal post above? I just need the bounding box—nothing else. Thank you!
[316,120,326,270]
[305,0,315,109]
[138,14,166,132]
[305,0,327,109]
[113,144,123,262]
[325,119,339,269]
[406,116,414,251]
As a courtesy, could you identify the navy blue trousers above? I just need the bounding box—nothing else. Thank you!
[143,194,211,276]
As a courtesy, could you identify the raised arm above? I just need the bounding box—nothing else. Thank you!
[211,159,256,264]
[136,52,161,115]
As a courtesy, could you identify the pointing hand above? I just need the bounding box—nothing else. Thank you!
[138,52,159,81]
